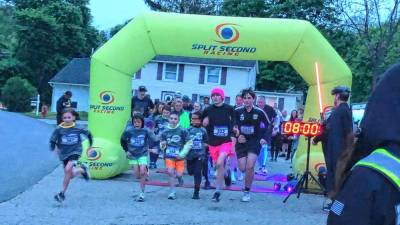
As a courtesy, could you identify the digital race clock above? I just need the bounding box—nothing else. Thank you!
[282,122,321,137]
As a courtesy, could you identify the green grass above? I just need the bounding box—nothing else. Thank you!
[24,111,88,121]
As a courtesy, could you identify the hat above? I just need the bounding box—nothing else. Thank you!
[182,95,190,102]
[211,87,225,99]
[331,86,350,95]
[138,86,147,92]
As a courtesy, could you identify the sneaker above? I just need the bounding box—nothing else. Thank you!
[212,191,221,202]
[81,164,90,181]
[192,191,200,200]
[177,177,184,187]
[261,167,268,174]
[322,203,332,212]
[203,181,211,190]
[136,192,145,202]
[168,192,176,200]
[54,192,65,202]
[241,191,251,202]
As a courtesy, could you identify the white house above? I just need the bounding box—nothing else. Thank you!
[255,90,303,115]
[49,56,258,112]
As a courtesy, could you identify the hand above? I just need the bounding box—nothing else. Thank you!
[312,139,317,146]
[233,127,239,136]
[260,139,267,145]
[202,117,209,127]
[160,141,167,150]
[238,135,246,144]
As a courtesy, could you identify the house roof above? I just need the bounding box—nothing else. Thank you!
[49,58,90,86]
[152,55,257,68]
[49,56,257,85]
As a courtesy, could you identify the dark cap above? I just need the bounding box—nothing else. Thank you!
[65,91,72,96]
[331,86,350,95]
[182,95,190,102]
[138,86,147,92]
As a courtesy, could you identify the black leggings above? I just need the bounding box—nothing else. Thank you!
[271,134,282,160]
[149,152,158,164]
[187,157,203,190]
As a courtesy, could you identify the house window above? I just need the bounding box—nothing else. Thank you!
[206,66,221,84]
[163,63,178,81]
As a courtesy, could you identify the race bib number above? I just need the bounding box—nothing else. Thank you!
[192,140,203,150]
[130,135,145,147]
[165,146,180,158]
[61,134,79,145]
[213,126,228,137]
[240,126,255,135]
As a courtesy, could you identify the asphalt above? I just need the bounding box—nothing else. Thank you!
[0,111,59,203]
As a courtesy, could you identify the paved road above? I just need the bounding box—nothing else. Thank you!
[0,111,59,202]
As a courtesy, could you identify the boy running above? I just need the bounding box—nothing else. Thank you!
[160,112,191,200]
[121,113,158,202]
[186,111,208,199]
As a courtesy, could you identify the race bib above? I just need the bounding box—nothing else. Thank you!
[240,126,255,135]
[191,140,203,150]
[61,134,79,145]
[213,126,228,137]
[165,146,180,158]
[130,135,145,147]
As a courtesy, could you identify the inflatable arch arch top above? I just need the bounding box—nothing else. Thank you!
[81,12,352,179]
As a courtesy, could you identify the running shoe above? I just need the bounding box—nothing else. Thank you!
[212,191,221,202]
[81,164,90,181]
[136,192,145,202]
[54,192,65,202]
[241,191,251,202]
[168,192,177,200]
[192,191,200,200]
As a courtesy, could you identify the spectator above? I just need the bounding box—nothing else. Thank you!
[173,98,190,129]
[202,96,210,109]
[192,102,202,114]
[182,95,193,111]
[56,91,72,125]
[234,94,243,109]
[131,86,154,118]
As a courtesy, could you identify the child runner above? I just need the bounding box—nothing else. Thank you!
[160,112,191,200]
[120,113,158,202]
[202,87,236,202]
[150,105,172,168]
[50,109,92,202]
[186,111,208,199]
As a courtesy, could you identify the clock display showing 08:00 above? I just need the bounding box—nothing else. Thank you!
[282,121,321,136]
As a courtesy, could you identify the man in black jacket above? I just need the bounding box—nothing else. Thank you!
[56,91,72,125]
[327,63,400,225]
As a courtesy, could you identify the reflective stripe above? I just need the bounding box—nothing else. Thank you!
[354,148,400,189]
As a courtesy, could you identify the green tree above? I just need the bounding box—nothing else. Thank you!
[11,0,105,102]
[144,0,222,14]
[1,76,36,112]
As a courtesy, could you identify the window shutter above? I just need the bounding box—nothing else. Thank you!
[178,64,184,82]
[199,66,205,84]
[135,69,141,79]
[221,67,227,85]
[157,63,163,80]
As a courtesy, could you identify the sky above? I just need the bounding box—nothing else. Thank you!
[89,0,150,31]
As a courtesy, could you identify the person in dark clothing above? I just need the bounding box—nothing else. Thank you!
[50,108,92,202]
[234,88,270,202]
[327,63,400,225]
[186,112,208,199]
[56,91,72,125]
[256,96,277,162]
[202,87,235,202]
[131,86,154,118]
[182,95,194,112]
[323,85,353,198]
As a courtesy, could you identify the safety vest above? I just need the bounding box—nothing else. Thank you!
[354,148,400,190]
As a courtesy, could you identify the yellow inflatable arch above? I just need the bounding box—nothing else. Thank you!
[81,12,352,180]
